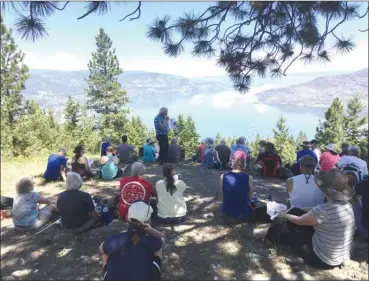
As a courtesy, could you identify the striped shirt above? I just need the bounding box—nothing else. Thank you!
[311,200,355,266]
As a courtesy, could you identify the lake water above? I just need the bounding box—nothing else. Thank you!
[131,87,326,141]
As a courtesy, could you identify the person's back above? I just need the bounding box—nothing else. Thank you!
[168,143,182,163]
[197,143,206,162]
[101,155,119,180]
[216,144,231,164]
[312,200,355,266]
[156,179,187,218]
[202,147,216,169]
[118,143,134,163]
[143,144,156,162]
[231,143,250,165]
[259,152,281,177]
[103,228,162,281]
[44,154,67,181]
[289,174,325,208]
[57,189,94,229]
[119,176,153,221]
[297,148,317,163]
[320,152,340,172]
[12,192,39,227]
[71,155,90,179]
[222,172,252,219]
[338,155,368,176]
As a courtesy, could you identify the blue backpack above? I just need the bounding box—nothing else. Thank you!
[341,163,363,186]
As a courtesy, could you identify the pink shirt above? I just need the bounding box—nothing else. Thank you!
[319,152,340,172]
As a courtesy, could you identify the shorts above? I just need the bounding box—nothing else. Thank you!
[103,256,162,281]
[15,205,54,231]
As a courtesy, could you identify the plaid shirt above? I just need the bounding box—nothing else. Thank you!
[154,114,169,136]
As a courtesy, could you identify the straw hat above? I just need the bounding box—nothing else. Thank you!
[325,143,338,153]
[314,168,354,201]
[146,138,156,144]
[300,141,312,147]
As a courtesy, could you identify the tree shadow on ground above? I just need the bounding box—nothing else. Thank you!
[1,163,367,280]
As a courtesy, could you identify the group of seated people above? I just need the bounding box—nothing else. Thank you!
[198,136,252,170]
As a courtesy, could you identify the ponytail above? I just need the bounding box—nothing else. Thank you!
[163,164,177,196]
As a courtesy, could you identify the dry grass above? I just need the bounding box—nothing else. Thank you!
[0,158,368,280]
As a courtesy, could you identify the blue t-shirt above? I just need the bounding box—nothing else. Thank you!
[44,154,67,181]
[221,172,253,219]
[296,148,318,164]
[143,144,156,162]
[103,229,162,281]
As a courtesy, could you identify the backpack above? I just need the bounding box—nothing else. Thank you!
[341,163,363,187]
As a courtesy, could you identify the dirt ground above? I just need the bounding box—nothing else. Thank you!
[1,159,368,280]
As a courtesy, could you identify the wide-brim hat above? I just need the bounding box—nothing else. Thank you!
[300,141,312,147]
[147,138,156,144]
[325,143,338,153]
[314,168,354,201]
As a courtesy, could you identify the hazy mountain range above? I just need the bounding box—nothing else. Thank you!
[22,68,368,120]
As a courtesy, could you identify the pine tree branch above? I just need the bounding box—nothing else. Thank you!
[119,1,141,22]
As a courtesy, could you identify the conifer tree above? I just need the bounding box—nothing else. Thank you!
[64,96,80,131]
[344,94,368,144]
[0,17,30,155]
[215,132,221,145]
[124,115,149,149]
[315,97,345,148]
[86,28,129,116]
[273,115,296,165]
[250,133,262,159]
[295,130,308,150]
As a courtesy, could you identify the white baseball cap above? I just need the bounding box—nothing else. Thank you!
[127,201,153,223]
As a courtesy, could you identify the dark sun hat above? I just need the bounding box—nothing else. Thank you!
[314,168,354,201]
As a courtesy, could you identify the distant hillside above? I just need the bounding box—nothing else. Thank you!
[23,70,233,119]
[256,68,368,110]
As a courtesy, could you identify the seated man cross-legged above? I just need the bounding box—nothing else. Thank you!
[100,201,164,281]
[57,172,99,233]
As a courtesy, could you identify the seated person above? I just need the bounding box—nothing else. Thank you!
[294,141,318,175]
[117,135,137,163]
[256,142,282,177]
[215,139,231,169]
[44,148,67,182]
[340,142,350,157]
[286,155,325,209]
[197,139,207,163]
[101,137,112,156]
[119,162,154,222]
[168,138,185,163]
[337,145,368,176]
[319,143,340,172]
[230,136,252,168]
[71,145,93,180]
[57,172,98,233]
[153,164,187,224]
[12,178,57,231]
[138,146,144,158]
[100,201,164,281]
[257,169,355,270]
[256,140,267,160]
[310,139,321,163]
[143,139,157,163]
[220,151,254,223]
[100,146,122,180]
[202,138,220,169]
[354,176,368,241]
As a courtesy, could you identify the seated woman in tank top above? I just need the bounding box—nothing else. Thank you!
[71,145,93,180]
[286,155,325,210]
[220,151,254,223]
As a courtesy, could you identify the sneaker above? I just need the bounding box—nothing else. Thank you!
[253,228,268,240]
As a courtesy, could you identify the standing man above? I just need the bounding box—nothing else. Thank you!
[154,107,169,165]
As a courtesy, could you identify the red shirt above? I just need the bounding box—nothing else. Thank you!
[319,152,340,172]
[119,176,153,221]
[198,144,206,161]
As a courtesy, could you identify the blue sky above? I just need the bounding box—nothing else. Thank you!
[3,2,368,77]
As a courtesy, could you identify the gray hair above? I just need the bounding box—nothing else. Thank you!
[16,177,34,195]
[105,137,112,142]
[237,136,246,144]
[220,138,226,145]
[66,172,83,190]
[349,145,360,155]
[206,137,214,145]
[131,162,146,176]
[171,138,177,144]
[159,107,168,114]
[59,148,67,154]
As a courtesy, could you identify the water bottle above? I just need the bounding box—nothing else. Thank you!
[219,162,223,170]
[251,192,258,208]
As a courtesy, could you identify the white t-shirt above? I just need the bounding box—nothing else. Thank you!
[337,156,368,176]
[156,179,187,218]
[312,148,321,162]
